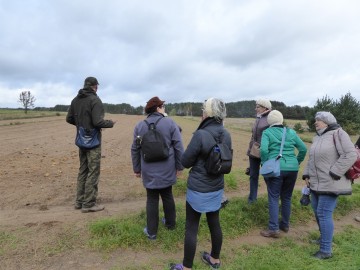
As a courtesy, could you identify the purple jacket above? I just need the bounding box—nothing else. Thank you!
[247,110,270,157]
[131,112,184,189]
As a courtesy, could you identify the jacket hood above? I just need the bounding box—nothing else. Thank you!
[77,87,97,99]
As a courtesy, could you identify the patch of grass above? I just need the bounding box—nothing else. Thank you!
[88,184,360,255]
[43,227,83,256]
[0,109,66,121]
[0,231,19,255]
[224,226,360,270]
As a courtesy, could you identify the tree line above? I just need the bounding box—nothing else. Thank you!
[47,100,311,119]
[18,91,360,135]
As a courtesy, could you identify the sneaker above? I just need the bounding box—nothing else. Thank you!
[201,251,220,269]
[312,251,332,259]
[81,204,105,213]
[143,227,156,240]
[169,263,184,270]
[260,229,280,238]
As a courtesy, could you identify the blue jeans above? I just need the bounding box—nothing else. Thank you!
[264,171,298,231]
[310,192,338,254]
[248,157,261,203]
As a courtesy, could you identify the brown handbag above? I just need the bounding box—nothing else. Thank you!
[249,141,261,158]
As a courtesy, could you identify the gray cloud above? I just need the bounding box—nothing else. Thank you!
[1,0,359,108]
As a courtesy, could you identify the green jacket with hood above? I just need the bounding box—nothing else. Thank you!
[66,87,114,142]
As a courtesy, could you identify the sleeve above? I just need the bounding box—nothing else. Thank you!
[260,130,270,163]
[332,129,358,176]
[66,102,76,125]
[130,124,141,173]
[91,98,114,128]
[171,121,185,171]
[181,131,203,169]
[294,133,307,164]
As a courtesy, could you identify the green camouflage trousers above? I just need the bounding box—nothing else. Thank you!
[76,146,101,208]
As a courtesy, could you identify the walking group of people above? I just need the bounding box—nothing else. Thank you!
[66,77,359,269]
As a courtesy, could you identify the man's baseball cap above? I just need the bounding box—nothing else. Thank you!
[84,77,99,87]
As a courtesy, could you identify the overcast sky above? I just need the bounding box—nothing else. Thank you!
[1,0,359,109]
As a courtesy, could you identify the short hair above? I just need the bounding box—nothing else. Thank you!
[203,98,227,122]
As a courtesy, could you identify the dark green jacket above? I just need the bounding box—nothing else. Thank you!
[66,87,114,142]
[260,125,307,171]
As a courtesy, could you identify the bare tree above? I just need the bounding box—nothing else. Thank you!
[18,91,36,114]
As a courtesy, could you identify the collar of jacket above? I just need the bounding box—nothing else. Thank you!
[147,112,165,118]
[318,123,341,135]
[197,117,222,130]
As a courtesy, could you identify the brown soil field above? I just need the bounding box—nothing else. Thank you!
[0,114,359,270]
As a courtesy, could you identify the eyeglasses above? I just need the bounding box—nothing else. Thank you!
[255,105,264,109]
[159,105,165,109]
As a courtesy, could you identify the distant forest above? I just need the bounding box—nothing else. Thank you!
[41,100,310,119]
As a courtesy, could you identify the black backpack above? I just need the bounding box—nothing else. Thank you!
[204,130,233,175]
[140,117,169,162]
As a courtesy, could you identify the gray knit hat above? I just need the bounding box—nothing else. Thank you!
[267,110,283,126]
[315,111,337,125]
[256,99,272,110]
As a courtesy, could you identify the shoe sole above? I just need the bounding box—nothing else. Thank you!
[260,232,280,238]
[81,208,104,213]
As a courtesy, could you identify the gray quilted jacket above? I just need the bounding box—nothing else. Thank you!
[303,124,357,195]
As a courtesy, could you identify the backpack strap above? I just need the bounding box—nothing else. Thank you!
[144,116,164,130]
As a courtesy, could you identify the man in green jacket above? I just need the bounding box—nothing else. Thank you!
[66,77,116,213]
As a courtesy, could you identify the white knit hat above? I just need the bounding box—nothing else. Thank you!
[267,110,283,126]
[256,99,272,110]
[315,111,337,125]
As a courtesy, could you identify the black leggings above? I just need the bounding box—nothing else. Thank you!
[183,201,222,268]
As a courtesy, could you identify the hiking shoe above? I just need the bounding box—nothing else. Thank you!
[279,225,289,233]
[313,251,332,260]
[169,263,184,270]
[74,204,82,210]
[201,251,220,269]
[162,218,176,230]
[81,204,105,213]
[143,227,156,240]
[355,216,360,222]
[260,229,280,238]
